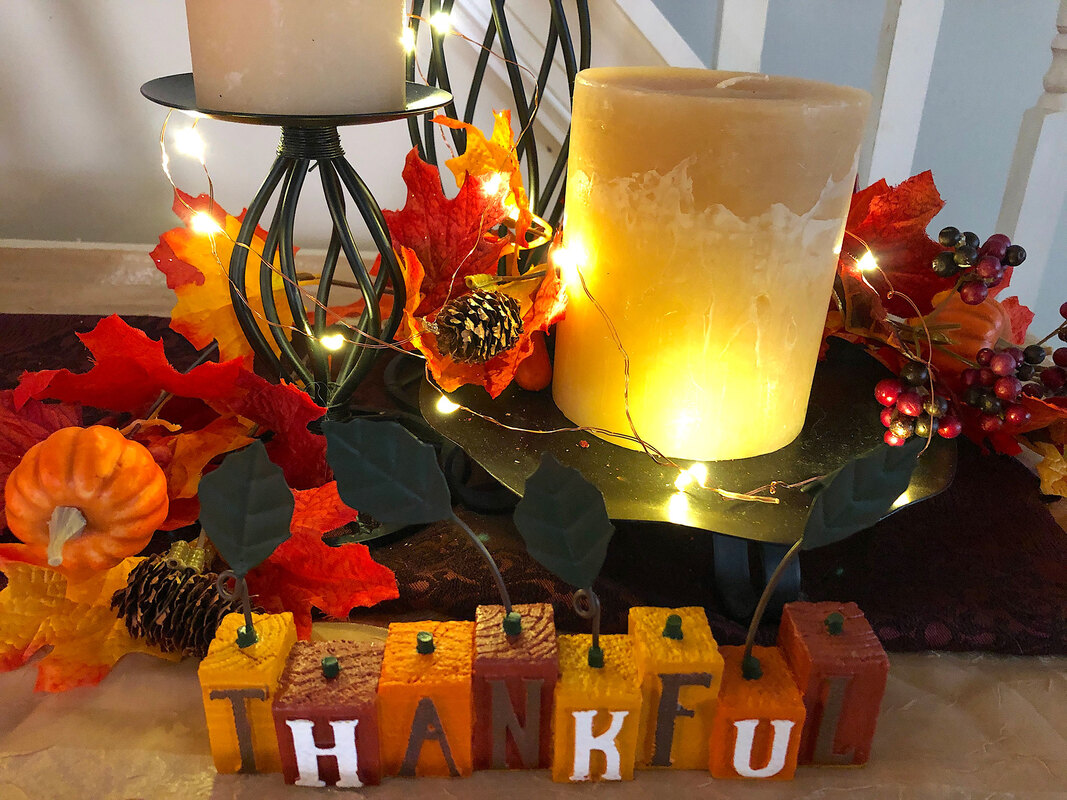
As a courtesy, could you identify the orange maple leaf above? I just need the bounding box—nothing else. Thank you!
[436,110,532,242]
[0,559,179,692]
[151,190,297,363]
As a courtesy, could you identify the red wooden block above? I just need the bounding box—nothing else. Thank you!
[778,601,889,766]
[272,639,385,787]
[472,603,558,770]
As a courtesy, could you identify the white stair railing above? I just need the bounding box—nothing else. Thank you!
[997,0,1067,333]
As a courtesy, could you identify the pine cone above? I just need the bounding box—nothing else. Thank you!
[433,290,523,364]
[111,546,240,659]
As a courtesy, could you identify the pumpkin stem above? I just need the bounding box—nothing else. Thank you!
[47,506,87,567]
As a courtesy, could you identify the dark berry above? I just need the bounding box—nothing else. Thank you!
[1023,344,1046,364]
[961,231,981,249]
[938,226,962,247]
[1005,347,1025,365]
[980,234,1010,260]
[974,256,1004,286]
[1003,244,1026,266]
[884,430,908,447]
[880,407,895,428]
[1016,363,1036,381]
[896,391,924,417]
[1059,327,1067,343]
[923,395,949,417]
[1004,404,1032,428]
[914,415,934,438]
[976,348,995,366]
[874,378,903,406]
[931,251,960,278]
[979,413,1004,433]
[962,368,982,387]
[890,417,916,438]
[978,394,1003,415]
[900,361,930,387]
[959,281,988,305]
[979,368,997,386]
[993,376,1022,401]
[1021,382,1046,398]
[1042,366,1067,390]
[1060,302,1067,320]
[1054,347,1067,368]
[963,385,987,406]
[937,416,962,439]
[954,245,979,266]
[990,352,1017,376]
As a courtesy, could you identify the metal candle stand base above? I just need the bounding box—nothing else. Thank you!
[142,75,451,414]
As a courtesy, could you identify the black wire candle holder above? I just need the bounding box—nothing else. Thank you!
[142,76,451,415]
[407,0,591,268]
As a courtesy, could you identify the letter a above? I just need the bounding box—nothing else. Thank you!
[570,710,629,781]
[285,719,361,788]
[731,719,795,778]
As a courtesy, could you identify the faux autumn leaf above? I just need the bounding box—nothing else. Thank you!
[13,315,244,416]
[437,110,532,242]
[1032,442,1067,497]
[151,189,296,362]
[0,391,82,526]
[0,559,179,692]
[999,296,1034,345]
[844,171,948,317]
[246,482,398,639]
[404,253,568,397]
[384,148,511,317]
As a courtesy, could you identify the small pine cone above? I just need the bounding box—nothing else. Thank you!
[111,554,240,659]
[433,290,523,364]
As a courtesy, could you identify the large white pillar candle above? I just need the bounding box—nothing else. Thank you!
[553,69,870,461]
[185,0,407,115]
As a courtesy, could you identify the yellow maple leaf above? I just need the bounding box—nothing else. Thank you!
[1033,442,1067,498]
[152,191,297,363]
[0,558,180,692]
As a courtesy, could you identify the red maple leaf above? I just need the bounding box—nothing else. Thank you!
[384,149,510,317]
[246,482,398,639]
[0,391,82,527]
[999,296,1034,344]
[843,171,949,317]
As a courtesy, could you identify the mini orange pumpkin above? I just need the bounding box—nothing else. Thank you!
[3,426,169,581]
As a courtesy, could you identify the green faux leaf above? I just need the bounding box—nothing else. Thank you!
[198,440,294,576]
[802,437,924,550]
[324,419,452,526]
[513,453,614,588]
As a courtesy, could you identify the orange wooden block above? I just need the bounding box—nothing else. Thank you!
[778,601,889,765]
[629,606,723,769]
[552,634,642,782]
[709,645,806,780]
[378,621,474,777]
[198,612,297,774]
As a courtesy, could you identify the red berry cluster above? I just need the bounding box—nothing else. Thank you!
[875,360,962,446]
[995,301,1067,401]
[960,346,1036,433]
[931,227,1026,306]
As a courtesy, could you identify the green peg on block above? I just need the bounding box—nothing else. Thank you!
[236,624,259,648]
[416,630,435,655]
[321,655,340,679]
[662,613,684,640]
[502,610,523,636]
[824,612,845,636]
[587,645,605,669]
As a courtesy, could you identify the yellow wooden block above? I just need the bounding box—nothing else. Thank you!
[629,606,723,769]
[552,634,642,782]
[378,621,475,777]
[198,612,297,774]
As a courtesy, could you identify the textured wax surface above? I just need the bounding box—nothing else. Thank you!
[557,635,640,702]
[200,612,297,685]
[779,601,888,669]
[718,646,806,718]
[378,621,474,686]
[628,606,721,672]
[274,640,384,709]
[474,603,557,671]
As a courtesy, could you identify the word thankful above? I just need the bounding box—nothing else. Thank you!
[197,601,888,787]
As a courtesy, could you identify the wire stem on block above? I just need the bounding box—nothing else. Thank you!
[449,512,511,614]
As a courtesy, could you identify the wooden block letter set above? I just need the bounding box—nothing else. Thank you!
[777,601,889,765]
[629,606,724,769]
[552,634,643,782]
[271,639,385,787]
[709,645,807,780]
[197,612,298,774]
[377,621,475,777]
[472,603,558,770]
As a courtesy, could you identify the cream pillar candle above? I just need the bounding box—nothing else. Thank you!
[185,0,407,115]
[552,68,870,461]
